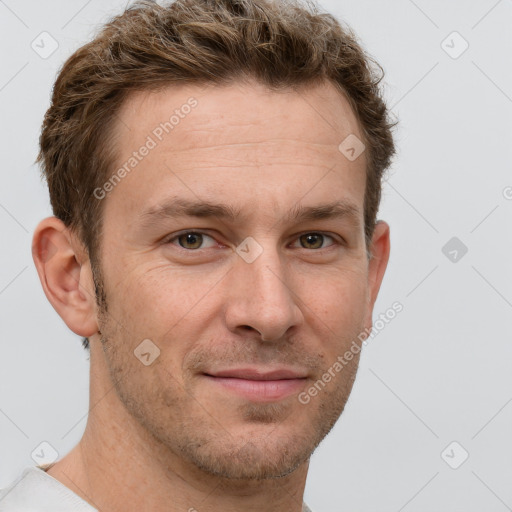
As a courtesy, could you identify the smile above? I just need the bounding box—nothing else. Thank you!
[202,368,308,402]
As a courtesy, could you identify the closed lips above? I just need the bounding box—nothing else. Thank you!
[203,368,308,380]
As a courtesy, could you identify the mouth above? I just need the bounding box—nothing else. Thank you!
[202,368,308,402]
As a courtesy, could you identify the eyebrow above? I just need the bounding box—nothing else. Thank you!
[139,197,362,229]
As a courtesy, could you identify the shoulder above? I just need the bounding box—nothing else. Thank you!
[0,466,97,512]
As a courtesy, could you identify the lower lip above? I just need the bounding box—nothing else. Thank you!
[203,375,306,402]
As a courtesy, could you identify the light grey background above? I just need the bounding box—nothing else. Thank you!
[1,1,511,511]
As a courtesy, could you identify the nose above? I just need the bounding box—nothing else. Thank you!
[223,242,304,342]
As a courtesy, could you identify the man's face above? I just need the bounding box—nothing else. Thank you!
[94,79,379,479]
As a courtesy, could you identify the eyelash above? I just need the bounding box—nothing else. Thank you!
[164,230,343,252]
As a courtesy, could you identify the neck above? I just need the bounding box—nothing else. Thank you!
[47,341,309,512]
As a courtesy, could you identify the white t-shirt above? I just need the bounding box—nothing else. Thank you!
[0,465,314,511]
[0,465,96,511]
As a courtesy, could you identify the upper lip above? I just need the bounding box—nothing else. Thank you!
[204,368,308,380]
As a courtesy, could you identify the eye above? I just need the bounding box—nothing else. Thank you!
[168,231,217,250]
[292,233,337,250]
[164,230,341,253]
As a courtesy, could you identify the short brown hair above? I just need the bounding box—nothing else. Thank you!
[37,0,396,349]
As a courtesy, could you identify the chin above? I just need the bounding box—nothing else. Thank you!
[176,424,319,481]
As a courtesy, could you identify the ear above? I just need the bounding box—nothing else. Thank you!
[32,217,99,337]
[363,220,391,332]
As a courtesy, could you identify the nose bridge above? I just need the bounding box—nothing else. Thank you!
[225,237,302,340]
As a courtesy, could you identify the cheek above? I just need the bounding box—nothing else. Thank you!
[105,252,369,349]
[107,265,221,369]
[113,264,212,323]
[297,265,369,324]
[299,269,369,365]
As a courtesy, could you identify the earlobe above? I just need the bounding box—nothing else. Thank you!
[32,217,99,337]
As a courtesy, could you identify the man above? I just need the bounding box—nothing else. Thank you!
[0,0,395,510]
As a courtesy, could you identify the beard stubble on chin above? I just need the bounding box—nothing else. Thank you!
[92,265,363,481]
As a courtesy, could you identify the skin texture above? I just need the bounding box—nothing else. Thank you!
[32,78,390,512]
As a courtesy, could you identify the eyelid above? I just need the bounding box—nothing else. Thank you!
[165,229,219,249]
[295,231,341,250]
[290,231,342,249]
[164,229,345,250]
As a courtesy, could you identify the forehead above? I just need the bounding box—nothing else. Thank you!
[118,78,361,140]
[105,79,367,225]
